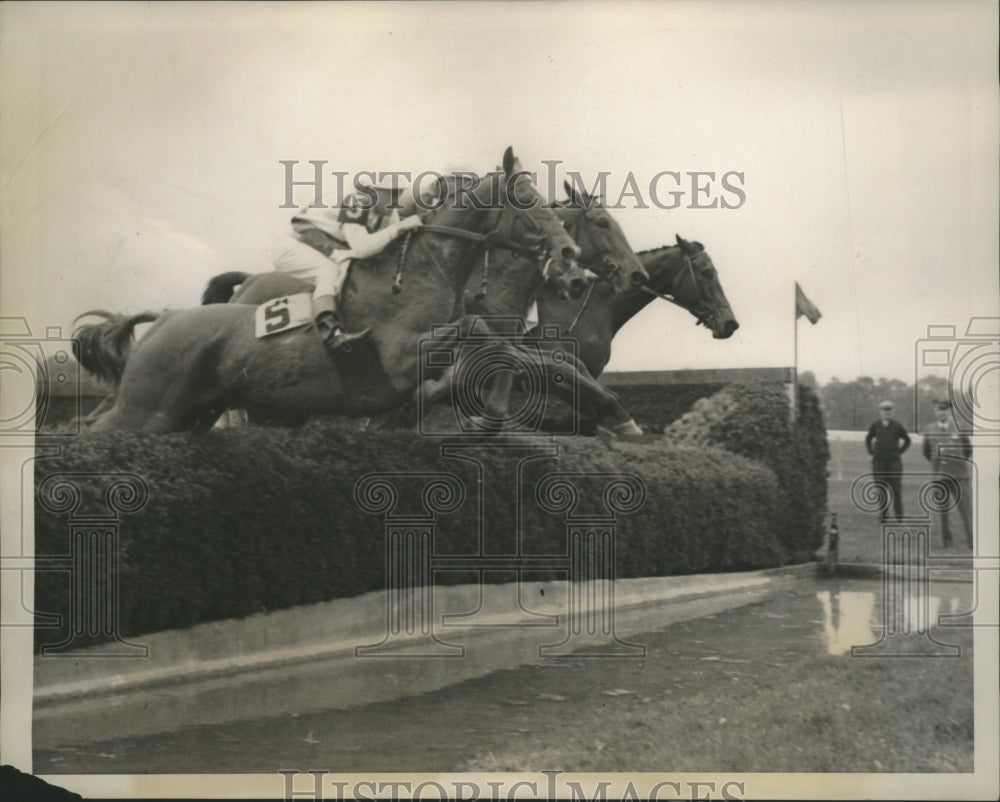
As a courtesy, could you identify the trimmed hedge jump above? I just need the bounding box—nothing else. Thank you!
[33,382,827,647]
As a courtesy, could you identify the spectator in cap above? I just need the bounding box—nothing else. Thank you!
[864,399,911,520]
[922,400,973,548]
[270,173,422,357]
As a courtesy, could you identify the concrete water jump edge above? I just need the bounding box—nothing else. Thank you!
[33,563,818,749]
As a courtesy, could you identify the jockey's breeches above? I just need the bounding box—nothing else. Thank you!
[270,235,347,299]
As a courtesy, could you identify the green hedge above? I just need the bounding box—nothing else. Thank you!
[663,381,829,560]
[516,382,726,436]
[601,383,728,433]
[33,423,787,647]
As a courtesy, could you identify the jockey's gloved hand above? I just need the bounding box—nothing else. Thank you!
[398,216,423,232]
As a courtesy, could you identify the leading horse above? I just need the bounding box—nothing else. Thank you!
[533,234,739,378]
[75,148,603,433]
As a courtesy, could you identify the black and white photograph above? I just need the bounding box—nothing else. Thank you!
[1,1,998,799]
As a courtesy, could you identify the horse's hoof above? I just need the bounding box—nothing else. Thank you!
[595,419,646,443]
[610,419,644,437]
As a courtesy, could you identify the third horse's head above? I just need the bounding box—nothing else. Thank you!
[669,235,739,339]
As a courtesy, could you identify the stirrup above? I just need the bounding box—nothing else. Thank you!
[323,326,372,357]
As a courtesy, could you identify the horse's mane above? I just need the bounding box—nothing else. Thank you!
[636,245,673,256]
[547,194,603,211]
[423,171,503,220]
[637,240,704,257]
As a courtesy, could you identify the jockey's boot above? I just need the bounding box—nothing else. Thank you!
[313,295,371,357]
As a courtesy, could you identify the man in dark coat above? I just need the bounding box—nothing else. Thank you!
[922,400,974,547]
[865,400,911,520]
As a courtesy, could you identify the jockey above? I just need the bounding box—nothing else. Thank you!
[271,174,423,356]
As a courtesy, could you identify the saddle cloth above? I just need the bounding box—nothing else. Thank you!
[254,293,314,338]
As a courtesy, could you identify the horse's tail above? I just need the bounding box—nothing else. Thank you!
[72,310,159,386]
[201,271,250,305]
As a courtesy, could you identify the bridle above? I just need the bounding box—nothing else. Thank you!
[560,206,620,334]
[569,247,717,332]
[392,173,557,297]
[561,203,627,288]
[664,250,716,329]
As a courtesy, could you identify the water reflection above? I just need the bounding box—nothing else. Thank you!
[816,590,875,656]
[816,589,951,655]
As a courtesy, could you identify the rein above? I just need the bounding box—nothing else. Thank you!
[638,284,677,303]
[416,223,543,259]
[585,251,711,325]
[565,263,673,335]
[566,278,596,334]
[392,214,549,297]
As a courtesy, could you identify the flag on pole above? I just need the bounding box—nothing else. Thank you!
[795,282,822,324]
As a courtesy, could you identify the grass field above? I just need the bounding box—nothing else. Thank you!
[822,432,973,564]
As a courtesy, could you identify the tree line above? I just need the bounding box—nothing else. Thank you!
[799,372,960,432]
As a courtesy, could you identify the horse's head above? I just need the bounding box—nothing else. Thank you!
[659,235,739,339]
[494,148,586,298]
[559,181,648,294]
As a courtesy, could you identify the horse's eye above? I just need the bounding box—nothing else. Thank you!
[596,218,611,229]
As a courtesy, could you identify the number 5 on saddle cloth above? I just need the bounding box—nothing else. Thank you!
[254,293,315,338]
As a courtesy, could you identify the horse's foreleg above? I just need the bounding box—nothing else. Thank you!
[416,364,455,408]
[82,392,118,426]
[213,409,249,429]
[451,316,524,430]
[535,350,643,436]
[408,313,506,426]
[86,402,178,434]
[479,349,516,428]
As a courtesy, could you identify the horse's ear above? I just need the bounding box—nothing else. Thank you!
[675,234,688,249]
[502,146,516,176]
[563,179,580,206]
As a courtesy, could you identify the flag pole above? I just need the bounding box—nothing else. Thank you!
[792,282,821,427]
[792,284,799,426]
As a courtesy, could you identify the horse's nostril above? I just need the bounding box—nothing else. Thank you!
[569,278,586,298]
[723,319,739,337]
[630,270,646,286]
[561,246,578,262]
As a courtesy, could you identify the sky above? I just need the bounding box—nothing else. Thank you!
[1,0,997,387]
